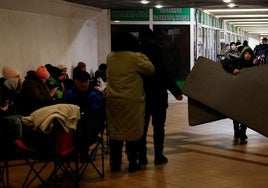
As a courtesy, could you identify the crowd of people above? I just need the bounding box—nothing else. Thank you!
[1,29,267,177]
[0,28,184,175]
[0,62,107,159]
[220,37,268,144]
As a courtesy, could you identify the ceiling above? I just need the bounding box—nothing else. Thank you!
[64,0,268,37]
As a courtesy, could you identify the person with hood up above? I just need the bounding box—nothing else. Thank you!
[222,46,256,143]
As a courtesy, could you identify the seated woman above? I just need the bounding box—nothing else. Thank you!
[16,66,57,116]
[0,75,24,153]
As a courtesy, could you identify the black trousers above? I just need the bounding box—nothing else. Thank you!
[109,139,139,166]
[139,102,167,158]
[233,120,247,138]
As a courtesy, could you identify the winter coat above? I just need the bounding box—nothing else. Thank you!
[61,86,104,145]
[140,36,182,110]
[16,74,53,116]
[222,46,255,74]
[106,51,155,141]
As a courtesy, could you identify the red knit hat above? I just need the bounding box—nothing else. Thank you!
[35,66,50,80]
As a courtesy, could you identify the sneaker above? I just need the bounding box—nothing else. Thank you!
[154,155,168,165]
[128,162,141,172]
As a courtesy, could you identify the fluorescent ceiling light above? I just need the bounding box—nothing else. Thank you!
[234,25,268,27]
[206,9,268,12]
[248,32,268,35]
[140,0,149,4]
[155,4,163,8]
[227,3,236,8]
[223,18,268,21]
[216,14,268,18]
[229,22,268,24]
[223,0,232,3]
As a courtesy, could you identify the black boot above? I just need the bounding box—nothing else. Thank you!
[138,129,148,165]
[138,152,148,166]
[109,139,123,172]
[153,126,168,165]
[239,124,248,144]
[154,154,168,165]
[138,113,150,165]
[126,141,141,172]
[233,120,240,139]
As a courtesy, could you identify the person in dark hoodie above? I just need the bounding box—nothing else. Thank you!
[222,46,256,143]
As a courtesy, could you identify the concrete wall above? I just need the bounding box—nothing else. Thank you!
[0,0,111,79]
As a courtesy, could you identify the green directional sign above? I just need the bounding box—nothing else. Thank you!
[153,8,190,21]
[111,8,149,21]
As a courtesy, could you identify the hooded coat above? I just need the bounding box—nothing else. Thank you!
[106,51,154,141]
[222,46,255,74]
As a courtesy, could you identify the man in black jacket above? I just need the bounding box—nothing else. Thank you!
[138,28,183,165]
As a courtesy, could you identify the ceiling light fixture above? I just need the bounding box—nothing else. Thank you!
[223,0,232,3]
[227,3,236,8]
[216,14,268,18]
[206,9,268,12]
[234,25,268,27]
[223,18,268,22]
[155,4,163,8]
[229,22,268,24]
[140,0,149,4]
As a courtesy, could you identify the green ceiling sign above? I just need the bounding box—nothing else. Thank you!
[111,8,149,21]
[153,8,190,21]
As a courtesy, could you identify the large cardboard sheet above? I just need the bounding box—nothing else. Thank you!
[188,98,226,126]
[182,56,268,137]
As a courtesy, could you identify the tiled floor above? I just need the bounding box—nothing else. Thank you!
[4,102,268,187]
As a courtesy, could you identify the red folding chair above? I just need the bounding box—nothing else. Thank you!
[15,119,79,188]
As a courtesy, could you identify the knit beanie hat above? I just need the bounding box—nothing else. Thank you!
[2,65,20,80]
[57,64,67,70]
[35,66,50,80]
[3,78,22,93]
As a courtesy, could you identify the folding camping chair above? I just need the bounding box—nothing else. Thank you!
[0,160,9,188]
[0,117,21,188]
[15,119,79,188]
[78,135,105,179]
[100,120,109,155]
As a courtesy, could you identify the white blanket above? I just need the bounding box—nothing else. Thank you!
[22,104,80,133]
